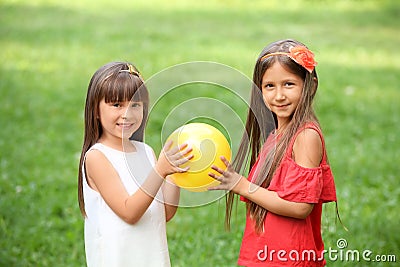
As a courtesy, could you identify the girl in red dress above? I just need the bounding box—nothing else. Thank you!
[209,39,337,266]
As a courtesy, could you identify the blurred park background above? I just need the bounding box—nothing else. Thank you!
[1,0,399,266]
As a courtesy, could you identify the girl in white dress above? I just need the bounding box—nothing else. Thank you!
[78,62,192,267]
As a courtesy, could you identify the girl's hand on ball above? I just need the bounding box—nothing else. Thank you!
[208,156,245,193]
[155,140,193,178]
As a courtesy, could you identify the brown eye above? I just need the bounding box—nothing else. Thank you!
[285,82,295,87]
[131,102,142,108]
[264,83,274,90]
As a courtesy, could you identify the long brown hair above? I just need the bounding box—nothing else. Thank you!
[78,62,149,217]
[225,39,319,232]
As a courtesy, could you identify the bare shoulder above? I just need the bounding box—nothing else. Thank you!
[85,149,117,175]
[84,149,118,190]
[85,149,108,168]
[295,128,322,149]
[292,128,323,168]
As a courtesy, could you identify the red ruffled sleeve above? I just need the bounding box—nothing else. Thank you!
[269,157,336,203]
[319,163,337,202]
[272,159,322,203]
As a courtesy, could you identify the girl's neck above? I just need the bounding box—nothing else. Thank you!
[98,137,136,152]
[276,121,289,135]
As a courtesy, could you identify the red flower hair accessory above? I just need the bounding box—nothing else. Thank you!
[260,46,317,73]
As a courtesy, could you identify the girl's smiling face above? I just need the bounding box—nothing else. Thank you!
[98,99,143,142]
[261,61,304,129]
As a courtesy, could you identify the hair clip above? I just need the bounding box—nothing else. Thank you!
[260,46,317,73]
[119,64,141,77]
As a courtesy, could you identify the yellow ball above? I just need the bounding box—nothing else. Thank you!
[166,123,231,192]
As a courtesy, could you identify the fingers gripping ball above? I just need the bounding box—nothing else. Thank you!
[166,123,231,192]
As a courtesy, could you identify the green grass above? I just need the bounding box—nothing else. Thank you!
[1,0,399,266]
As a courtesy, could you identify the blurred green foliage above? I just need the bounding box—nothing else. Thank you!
[1,0,399,266]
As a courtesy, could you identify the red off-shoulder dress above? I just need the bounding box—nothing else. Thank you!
[238,123,337,267]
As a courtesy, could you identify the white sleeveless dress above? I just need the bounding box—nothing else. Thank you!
[82,141,170,267]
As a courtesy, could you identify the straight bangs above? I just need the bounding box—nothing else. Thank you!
[102,73,149,104]
[263,56,306,81]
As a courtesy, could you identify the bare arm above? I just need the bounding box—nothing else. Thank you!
[227,176,313,219]
[85,142,192,224]
[209,128,322,219]
[292,128,322,168]
[150,149,181,222]
[162,176,180,222]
